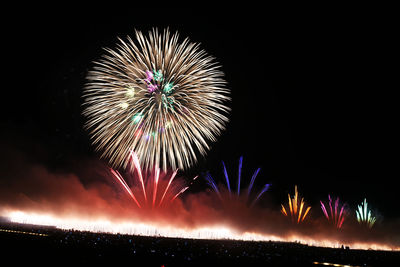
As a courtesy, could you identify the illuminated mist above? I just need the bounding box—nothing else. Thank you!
[1,149,400,251]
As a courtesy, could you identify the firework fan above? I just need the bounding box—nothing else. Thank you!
[281,185,311,224]
[356,198,377,229]
[83,28,230,171]
[110,150,197,209]
[320,195,347,229]
[204,156,270,207]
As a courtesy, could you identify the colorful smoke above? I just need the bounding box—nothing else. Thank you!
[1,148,399,251]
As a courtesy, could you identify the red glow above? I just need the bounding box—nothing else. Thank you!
[0,160,399,252]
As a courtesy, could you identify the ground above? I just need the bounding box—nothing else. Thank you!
[0,221,398,266]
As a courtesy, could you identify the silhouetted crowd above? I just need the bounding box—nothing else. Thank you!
[0,220,398,266]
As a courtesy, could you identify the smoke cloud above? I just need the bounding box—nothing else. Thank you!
[1,147,399,250]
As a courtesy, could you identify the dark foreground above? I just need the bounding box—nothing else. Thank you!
[0,221,398,266]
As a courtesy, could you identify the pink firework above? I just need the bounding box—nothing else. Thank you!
[109,151,197,209]
[320,195,347,229]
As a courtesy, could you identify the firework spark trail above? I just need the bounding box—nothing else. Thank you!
[83,28,231,172]
[158,169,178,207]
[171,187,189,202]
[110,151,192,208]
[338,205,346,228]
[281,205,288,216]
[204,173,222,200]
[281,186,311,224]
[130,150,147,202]
[109,168,141,208]
[237,156,243,196]
[334,197,339,225]
[320,195,347,229]
[356,198,376,228]
[250,184,271,207]
[169,175,198,203]
[152,167,160,208]
[205,157,269,206]
[288,194,293,219]
[321,201,329,220]
[328,195,333,222]
[222,161,231,195]
[247,168,261,199]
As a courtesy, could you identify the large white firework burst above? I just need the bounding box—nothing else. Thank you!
[83,28,230,171]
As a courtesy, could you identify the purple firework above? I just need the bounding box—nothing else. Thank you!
[204,156,270,207]
[320,195,347,229]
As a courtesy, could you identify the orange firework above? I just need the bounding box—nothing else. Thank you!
[281,185,311,223]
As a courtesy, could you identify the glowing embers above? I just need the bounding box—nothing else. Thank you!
[281,185,311,224]
[204,156,270,207]
[320,195,348,229]
[110,151,197,209]
[356,198,376,229]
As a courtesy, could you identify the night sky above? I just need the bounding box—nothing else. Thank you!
[2,8,397,218]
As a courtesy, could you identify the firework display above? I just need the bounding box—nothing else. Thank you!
[356,198,377,228]
[281,185,311,224]
[110,150,197,208]
[83,28,230,171]
[320,195,347,229]
[2,15,399,267]
[204,156,270,206]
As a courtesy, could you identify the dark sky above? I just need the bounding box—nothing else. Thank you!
[1,8,397,218]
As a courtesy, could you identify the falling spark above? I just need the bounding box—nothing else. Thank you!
[281,185,311,224]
